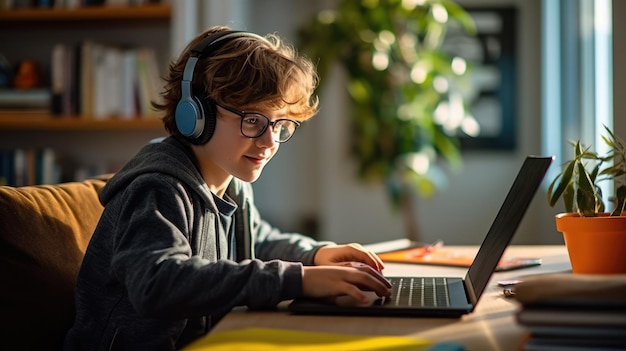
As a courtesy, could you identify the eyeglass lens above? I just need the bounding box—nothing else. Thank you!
[241,113,298,142]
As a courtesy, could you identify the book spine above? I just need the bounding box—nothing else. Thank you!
[120,49,138,119]
[49,40,162,119]
[0,148,61,186]
[50,44,66,116]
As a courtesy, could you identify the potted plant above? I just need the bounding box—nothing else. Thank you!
[297,0,476,241]
[547,126,626,274]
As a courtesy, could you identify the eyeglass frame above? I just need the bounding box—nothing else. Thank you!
[212,101,301,143]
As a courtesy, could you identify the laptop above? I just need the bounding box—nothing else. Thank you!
[289,155,554,318]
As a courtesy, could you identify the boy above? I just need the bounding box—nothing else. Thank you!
[64,26,391,350]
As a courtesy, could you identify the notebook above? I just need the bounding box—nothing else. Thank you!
[289,155,554,318]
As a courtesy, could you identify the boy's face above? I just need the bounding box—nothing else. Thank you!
[193,104,285,187]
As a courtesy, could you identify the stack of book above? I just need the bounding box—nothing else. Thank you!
[514,273,626,351]
[0,88,51,113]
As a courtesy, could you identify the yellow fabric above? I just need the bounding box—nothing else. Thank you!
[183,327,431,351]
[0,175,110,350]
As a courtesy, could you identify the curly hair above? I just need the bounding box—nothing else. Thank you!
[154,26,320,141]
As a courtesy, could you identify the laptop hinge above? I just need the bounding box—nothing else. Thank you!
[463,274,479,307]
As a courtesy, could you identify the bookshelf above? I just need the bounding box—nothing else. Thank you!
[0,3,172,185]
[0,114,164,130]
[0,3,171,21]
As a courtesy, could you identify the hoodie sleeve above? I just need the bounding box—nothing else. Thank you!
[108,175,305,320]
[234,181,334,265]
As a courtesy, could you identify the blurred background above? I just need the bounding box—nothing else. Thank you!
[1,0,624,246]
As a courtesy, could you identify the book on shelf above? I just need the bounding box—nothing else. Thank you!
[514,273,626,351]
[51,43,76,116]
[92,43,121,119]
[50,40,162,120]
[0,145,128,187]
[80,40,95,118]
[0,88,50,110]
[120,49,137,119]
[135,46,160,119]
[0,148,61,187]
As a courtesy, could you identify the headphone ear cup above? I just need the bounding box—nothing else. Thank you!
[192,97,217,145]
[175,94,205,142]
[176,30,257,144]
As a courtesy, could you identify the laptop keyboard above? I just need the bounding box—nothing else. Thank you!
[387,277,451,307]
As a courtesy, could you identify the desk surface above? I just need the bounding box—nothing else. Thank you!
[211,245,571,351]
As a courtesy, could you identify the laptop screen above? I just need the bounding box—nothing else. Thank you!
[464,156,553,304]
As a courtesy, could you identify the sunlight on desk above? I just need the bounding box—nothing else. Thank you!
[205,246,571,351]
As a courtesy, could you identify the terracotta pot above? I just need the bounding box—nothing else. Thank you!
[555,213,626,274]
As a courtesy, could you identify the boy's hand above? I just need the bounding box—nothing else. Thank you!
[314,243,385,272]
[301,265,392,304]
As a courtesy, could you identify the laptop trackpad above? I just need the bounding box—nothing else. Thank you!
[333,291,382,307]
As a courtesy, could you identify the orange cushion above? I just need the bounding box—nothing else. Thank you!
[0,175,110,350]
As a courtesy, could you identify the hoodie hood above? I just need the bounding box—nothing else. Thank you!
[100,137,212,206]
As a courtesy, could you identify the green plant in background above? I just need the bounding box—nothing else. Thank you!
[548,126,626,217]
[298,0,476,240]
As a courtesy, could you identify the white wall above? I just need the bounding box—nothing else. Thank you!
[192,0,623,246]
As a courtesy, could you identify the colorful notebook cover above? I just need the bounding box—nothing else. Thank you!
[378,244,541,272]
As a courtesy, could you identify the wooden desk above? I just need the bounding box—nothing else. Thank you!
[211,245,571,351]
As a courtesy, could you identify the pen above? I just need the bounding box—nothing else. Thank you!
[409,240,444,258]
[497,279,523,298]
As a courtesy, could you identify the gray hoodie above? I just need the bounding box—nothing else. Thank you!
[64,137,328,351]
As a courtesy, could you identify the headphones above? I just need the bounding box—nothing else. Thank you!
[175,30,262,144]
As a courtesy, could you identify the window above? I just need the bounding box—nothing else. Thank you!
[542,0,613,195]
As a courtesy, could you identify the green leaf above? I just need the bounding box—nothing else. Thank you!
[612,185,626,216]
[547,160,575,207]
[575,141,584,158]
[563,184,575,213]
[575,162,599,216]
[595,186,605,213]
[576,188,597,217]
[576,162,595,194]
[590,163,601,183]
[603,124,617,143]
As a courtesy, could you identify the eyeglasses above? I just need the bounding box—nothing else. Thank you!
[215,102,301,143]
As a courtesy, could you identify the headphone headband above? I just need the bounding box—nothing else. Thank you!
[191,30,245,57]
[175,30,263,144]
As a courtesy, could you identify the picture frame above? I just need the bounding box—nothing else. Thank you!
[444,7,518,150]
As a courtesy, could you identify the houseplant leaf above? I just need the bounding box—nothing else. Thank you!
[575,162,598,216]
[548,125,626,216]
[613,185,626,216]
[547,160,575,207]
[297,0,475,208]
